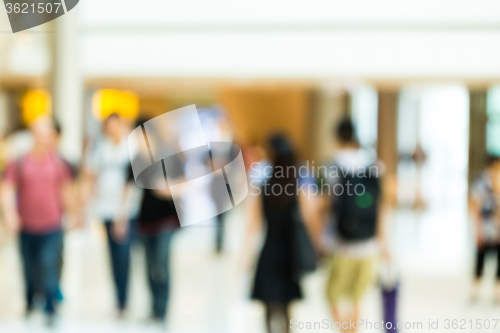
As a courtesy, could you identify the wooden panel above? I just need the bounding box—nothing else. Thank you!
[468,90,488,186]
[377,91,399,176]
[139,96,169,120]
[217,85,311,159]
[377,90,399,205]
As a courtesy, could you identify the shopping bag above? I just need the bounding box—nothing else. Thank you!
[380,260,399,333]
[290,205,317,280]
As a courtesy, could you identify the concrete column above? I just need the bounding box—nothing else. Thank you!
[310,91,350,162]
[50,8,83,163]
[468,89,488,186]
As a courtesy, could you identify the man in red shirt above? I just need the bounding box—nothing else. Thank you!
[1,116,79,325]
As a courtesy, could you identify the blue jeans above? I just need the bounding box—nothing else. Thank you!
[20,230,63,314]
[104,221,133,310]
[142,231,175,320]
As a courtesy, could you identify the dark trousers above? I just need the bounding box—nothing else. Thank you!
[382,285,398,333]
[215,213,225,253]
[20,229,63,314]
[475,244,500,279]
[104,221,132,310]
[143,231,175,320]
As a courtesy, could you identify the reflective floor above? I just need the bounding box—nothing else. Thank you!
[0,190,498,333]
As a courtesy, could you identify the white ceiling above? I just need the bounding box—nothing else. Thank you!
[80,0,500,26]
[2,0,500,79]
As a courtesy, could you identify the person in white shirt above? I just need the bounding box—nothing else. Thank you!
[319,119,389,332]
[82,113,134,316]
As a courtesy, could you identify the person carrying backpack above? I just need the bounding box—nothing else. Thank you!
[1,116,80,326]
[320,119,389,332]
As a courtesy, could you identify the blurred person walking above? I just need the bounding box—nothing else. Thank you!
[82,113,134,316]
[0,116,79,325]
[199,109,234,255]
[319,119,389,332]
[245,135,316,333]
[469,155,500,302]
[121,118,182,326]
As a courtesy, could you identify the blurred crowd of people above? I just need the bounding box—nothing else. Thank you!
[0,110,397,333]
[0,113,180,327]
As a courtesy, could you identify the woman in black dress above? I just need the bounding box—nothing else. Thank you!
[247,135,311,333]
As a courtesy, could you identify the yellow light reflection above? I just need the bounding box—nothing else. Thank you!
[21,90,52,126]
[92,89,139,121]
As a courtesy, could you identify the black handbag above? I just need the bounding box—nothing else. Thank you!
[290,205,317,280]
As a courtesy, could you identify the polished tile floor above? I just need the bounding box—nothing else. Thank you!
[0,194,498,333]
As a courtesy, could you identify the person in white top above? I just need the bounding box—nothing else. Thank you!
[318,119,390,332]
[82,113,133,316]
